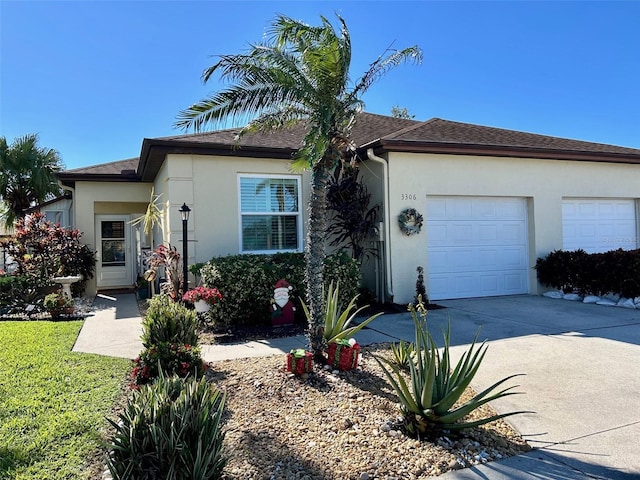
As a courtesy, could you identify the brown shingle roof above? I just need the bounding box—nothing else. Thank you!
[58,158,139,183]
[378,118,640,155]
[58,113,640,185]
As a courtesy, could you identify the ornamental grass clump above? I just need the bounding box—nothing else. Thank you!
[108,371,226,480]
[375,302,529,437]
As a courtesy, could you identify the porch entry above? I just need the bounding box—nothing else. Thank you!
[95,215,133,288]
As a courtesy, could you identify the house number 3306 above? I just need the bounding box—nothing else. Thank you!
[401,193,417,200]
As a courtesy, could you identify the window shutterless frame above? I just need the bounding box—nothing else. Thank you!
[237,174,303,254]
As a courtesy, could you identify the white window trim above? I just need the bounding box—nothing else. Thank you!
[237,173,303,254]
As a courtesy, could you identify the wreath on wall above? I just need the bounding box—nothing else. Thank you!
[398,208,424,236]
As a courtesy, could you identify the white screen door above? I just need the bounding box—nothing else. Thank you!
[96,215,132,288]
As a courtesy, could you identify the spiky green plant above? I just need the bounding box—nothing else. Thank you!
[107,371,226,479]
[142,294,199,348]
[301,282,383,346]
[390,339,416,371]
[375,304,528,436]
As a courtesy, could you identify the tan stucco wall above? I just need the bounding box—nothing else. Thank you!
[74,182,152,294]
[155,154,312,268]
[364,152,640,304]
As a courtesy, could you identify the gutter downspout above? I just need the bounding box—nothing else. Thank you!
[58,181,75,229]
[366,148,393,302]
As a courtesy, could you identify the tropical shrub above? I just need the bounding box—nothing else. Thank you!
[302,282,383,346]
[326,167,379,261]
[144,244,183,300]
[535,248,640,298]
[0,212,95,296]
[375,303,527,437]
[191,251,361,328]
[141,294,199,348]
[130,343,206,387]
[108,372,226,479]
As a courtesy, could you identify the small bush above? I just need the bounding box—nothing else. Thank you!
[142,294,199,348]
[108,373,226,480]
[130,343,206,387]
[192,251,361,328]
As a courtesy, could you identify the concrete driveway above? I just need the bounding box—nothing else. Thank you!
[362,295,640,479]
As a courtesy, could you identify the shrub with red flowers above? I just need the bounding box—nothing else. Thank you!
[130,343,207,389]
[182,286,223,305]
[0,212,95,296]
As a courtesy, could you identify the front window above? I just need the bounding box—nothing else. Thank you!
[239,175,302,253]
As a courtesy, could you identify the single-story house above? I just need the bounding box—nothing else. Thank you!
[56,112,640,303]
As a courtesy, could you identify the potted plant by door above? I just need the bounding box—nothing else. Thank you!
[44,292,74,320]
[182,286,223,313]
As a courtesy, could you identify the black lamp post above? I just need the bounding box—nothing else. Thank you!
[179,203,191,297]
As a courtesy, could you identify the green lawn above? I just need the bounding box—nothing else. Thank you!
[0,321,131,479]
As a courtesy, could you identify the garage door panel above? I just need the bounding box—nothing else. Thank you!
[562,199,637,253]
[427,197,529,300]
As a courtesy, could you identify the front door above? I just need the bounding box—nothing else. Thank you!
[96,215,133,288]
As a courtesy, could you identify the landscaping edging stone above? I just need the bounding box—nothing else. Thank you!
[543,290,640,309]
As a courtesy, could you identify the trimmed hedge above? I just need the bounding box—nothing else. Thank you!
[535,248,640,298]
[191,251,361,328]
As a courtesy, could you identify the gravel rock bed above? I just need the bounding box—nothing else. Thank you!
[210,345,531,479]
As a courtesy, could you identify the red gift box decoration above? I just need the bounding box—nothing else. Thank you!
[327,340,360,370]
[287,349,313,375]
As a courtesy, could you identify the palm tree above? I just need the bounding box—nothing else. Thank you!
[175,14,422,360]
[0,134,64,229]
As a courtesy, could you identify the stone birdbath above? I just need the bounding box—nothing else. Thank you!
[53,275,82,300]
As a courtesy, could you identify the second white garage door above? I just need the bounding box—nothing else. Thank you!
[426,197,529,300]
[562,198,637,253]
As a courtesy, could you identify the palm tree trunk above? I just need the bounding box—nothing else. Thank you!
[305,164,329,362]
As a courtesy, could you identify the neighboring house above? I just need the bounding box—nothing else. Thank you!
[56,112,640,303]
[25,193,74,228]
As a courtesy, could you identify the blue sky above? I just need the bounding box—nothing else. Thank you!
[2,1,639,170]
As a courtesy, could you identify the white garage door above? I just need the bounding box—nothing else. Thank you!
[562,199,637,253]
[427,197,529,300]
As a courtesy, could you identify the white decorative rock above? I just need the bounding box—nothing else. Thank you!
[634,297,640,306]
[543,290,563,299]
[583,295,600,304]
[616,297,636,309]
[596,299,617,306]
[603,293,621,302]
[563,293,582,301]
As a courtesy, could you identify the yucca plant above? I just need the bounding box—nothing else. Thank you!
[390,339,416,371]
[301,282,383,345]
[375,304,528,436]
[107,370,226,479]
[142,294,199,348]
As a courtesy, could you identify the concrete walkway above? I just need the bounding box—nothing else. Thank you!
[72,293,640,479]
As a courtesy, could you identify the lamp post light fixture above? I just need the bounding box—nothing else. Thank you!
[179,203,191,298]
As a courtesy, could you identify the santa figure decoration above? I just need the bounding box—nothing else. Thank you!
[271,278,296,326]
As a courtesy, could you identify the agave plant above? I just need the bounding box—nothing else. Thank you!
[390,339,416,371]
[375,304,528,436]
[301,282,383,345]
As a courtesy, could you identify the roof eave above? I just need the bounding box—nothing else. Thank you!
[138,138,297,182]
[56,172,141,185]
[364,140,640,164]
